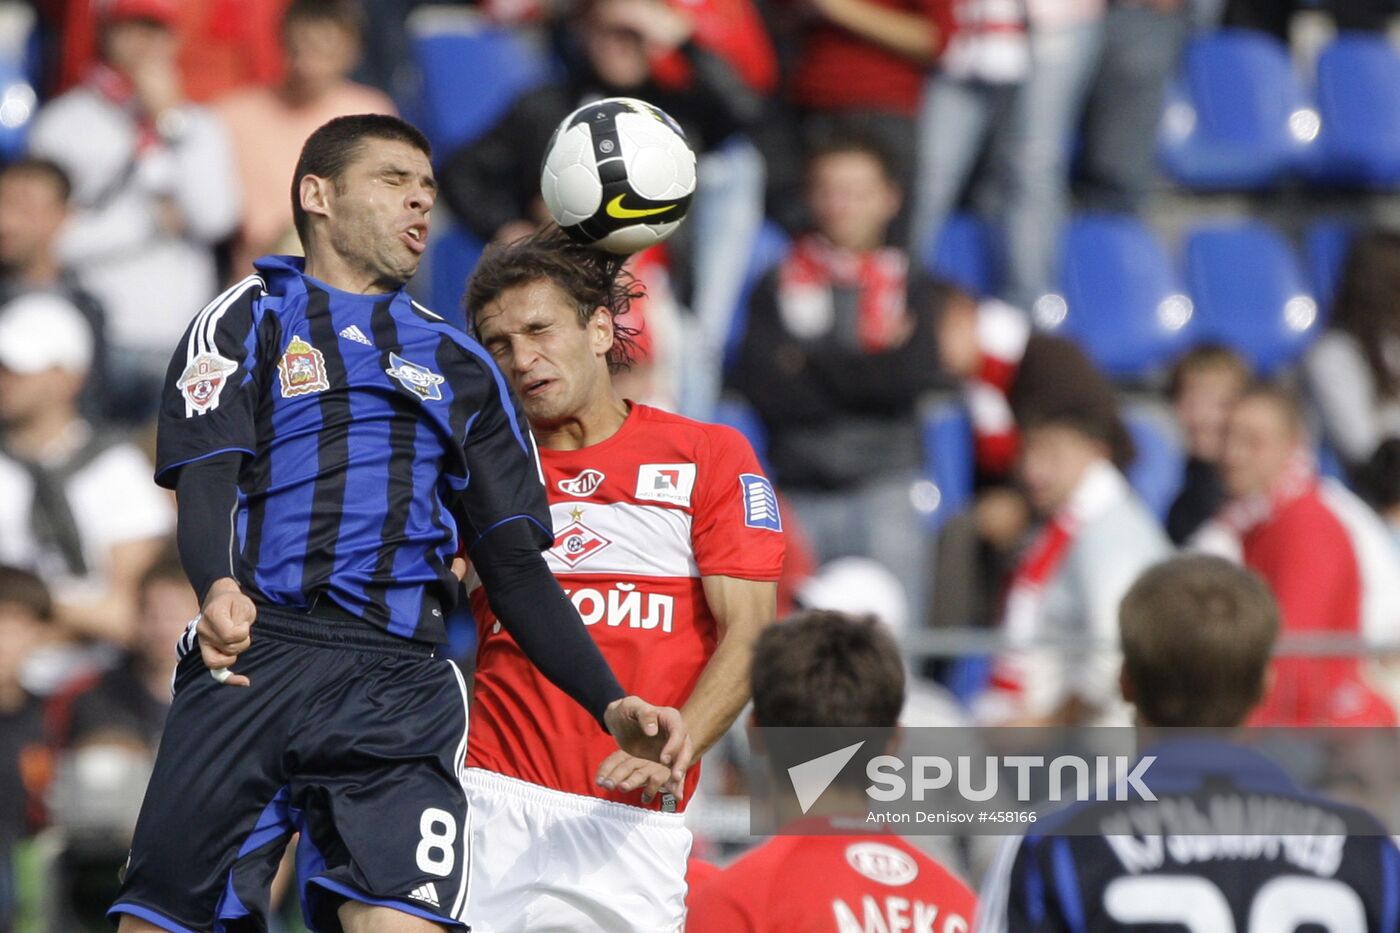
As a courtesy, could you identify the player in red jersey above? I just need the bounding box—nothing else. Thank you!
[688,610,976,932]
[459,227,785,932]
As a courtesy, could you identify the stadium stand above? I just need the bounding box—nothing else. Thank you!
[1182,221,1321,373]
[920,211,1002,298]
[1308,32,1400,186]
[1051,213,1193,381]
[1158,28,1316,189]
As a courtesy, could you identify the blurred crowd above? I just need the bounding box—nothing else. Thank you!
[0,0,1399,926]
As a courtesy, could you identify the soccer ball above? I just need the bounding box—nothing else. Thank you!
[540,98,697,255]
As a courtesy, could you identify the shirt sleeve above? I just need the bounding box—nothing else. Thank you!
[153,278,265,489]
[454,350,553,552]
[691,425,786,580]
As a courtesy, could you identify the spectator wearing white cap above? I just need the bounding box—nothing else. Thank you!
[0,293,173,647]
[0,157,111,422]
[28,0,240,422]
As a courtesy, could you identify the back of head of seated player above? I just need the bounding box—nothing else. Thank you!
[1118,554,1279,729]
[749,610,904,820]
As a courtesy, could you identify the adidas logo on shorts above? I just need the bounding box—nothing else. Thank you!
[407,882,441,907]
[339,324,373,346]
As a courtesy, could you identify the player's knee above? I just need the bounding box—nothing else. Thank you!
[337,900,451,932]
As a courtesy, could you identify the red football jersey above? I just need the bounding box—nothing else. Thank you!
[688,819,976,933]
[466,404,786,809]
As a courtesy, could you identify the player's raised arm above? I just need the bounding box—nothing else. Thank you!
[456,349,690,772]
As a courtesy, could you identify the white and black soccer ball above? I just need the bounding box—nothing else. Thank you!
[540,97,697,255]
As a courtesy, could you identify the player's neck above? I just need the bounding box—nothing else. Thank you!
[772,789,873,828]
[303,248,400,296]
[534,389,629,452]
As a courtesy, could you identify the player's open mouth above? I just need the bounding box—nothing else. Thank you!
[401,225,427,255]
[523,378,552,397]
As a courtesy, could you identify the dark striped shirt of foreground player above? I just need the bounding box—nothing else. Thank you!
[977,555,1400,933]
[108,114,686,933]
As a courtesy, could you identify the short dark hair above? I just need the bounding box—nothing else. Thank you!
[283,0,363,38]
[751,611,905,729]
[290,114,432,245]
[1167,343,1252,401]
[1120,555,1279,728]
[0,565,53,621]
[465,226,642,373]
[807,130,899,187]
[1,157,72,202]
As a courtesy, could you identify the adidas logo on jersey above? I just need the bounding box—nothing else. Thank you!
[407,882,440,907]
[338,324,372,346]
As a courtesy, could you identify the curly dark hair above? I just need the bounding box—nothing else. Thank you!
[464,226,644,373]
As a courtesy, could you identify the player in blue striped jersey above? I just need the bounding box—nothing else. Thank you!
[976,555,1400,932]
[110,114,688,933]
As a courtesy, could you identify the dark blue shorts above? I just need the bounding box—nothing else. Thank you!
[109,604,472,932]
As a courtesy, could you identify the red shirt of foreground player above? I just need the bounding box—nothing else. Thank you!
[688,817,975,932]
[467,403,785,806]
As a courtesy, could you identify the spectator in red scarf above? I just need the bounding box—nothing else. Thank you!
[974,383,1169,727]
[1195,385,1398,727]
[730,133,944,622]
[28,0,240,422]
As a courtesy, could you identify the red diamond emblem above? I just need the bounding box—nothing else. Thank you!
[552,521,612,568]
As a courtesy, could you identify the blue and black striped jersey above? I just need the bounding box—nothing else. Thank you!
[979,739,1400,932]
[155,255,551,643]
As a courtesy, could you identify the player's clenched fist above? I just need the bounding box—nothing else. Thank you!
[198,577,257,687]
[602,697,694,791]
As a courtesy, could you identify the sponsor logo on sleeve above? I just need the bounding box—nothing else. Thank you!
[385,352,446,402]
[740,473,782,531]
[558,468,606,498]
[635,463,697,507]
[277,335,330,398]
[177,352,238,415]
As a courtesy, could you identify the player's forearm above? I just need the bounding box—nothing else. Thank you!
[174,452,243,602]
[680,635,758,758]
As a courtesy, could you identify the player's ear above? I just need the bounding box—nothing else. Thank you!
[589,306,614,356]
[300,174,334,226]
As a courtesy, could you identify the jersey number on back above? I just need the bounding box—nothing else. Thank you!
[1103,875,1366,931]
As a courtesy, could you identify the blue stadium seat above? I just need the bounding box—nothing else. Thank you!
[428,227,484,328]
[1183,222,1320,373]
[721,221,791,373]
[1123,407,1185,521]
[1303,219,1356,313]
[921,403,975,532]
[1051,214,1193,380]
[408,10,550,158]
[921,212,1001,296]
[1157,29,1314,189]
[1307,34,1400,186]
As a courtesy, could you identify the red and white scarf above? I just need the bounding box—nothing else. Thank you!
[984,460,1130,712]
[963,299,1030,476]
[779,235,909,352]
[88,63,161,154]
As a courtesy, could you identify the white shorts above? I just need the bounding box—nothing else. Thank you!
[463,767,692,933]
